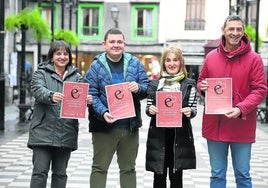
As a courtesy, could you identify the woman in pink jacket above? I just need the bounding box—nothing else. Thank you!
[197,15,267,188]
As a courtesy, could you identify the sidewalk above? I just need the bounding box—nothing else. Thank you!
[1,103,29,145]
[1,101,268,187]
[5,103,19,124]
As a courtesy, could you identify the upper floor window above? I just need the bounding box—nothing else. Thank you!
[131,4,158,41]
[78,3,103,40]
[36,3,59,31]
[185,0,205,30]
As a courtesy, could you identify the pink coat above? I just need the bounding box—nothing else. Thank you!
[197,34,267,142]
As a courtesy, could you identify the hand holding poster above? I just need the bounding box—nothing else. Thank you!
[205,78,232,114]
[156,91,182,127]
[60,81,89,119]
[105,82,136,120]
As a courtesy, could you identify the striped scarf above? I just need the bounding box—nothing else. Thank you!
[157,71,185,91]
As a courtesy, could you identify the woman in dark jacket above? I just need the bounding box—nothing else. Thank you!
[27,40,92,188]
[145,47,197,188]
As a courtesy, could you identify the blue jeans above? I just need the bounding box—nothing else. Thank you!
[207,140,252,188]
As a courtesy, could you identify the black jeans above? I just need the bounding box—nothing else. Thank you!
[153,169,183,188]
[153,129,183,188]
[30,146,71,188]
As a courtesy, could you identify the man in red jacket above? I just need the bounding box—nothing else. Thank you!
[197,15,267,188]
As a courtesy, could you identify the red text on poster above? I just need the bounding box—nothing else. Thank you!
[60,82,89,119]
[105,82,136,120]
[156,91,182,127]
[205,78,232,114]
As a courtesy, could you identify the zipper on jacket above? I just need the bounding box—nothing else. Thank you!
[173,128,177,173]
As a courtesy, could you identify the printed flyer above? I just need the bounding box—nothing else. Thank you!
[105,82,136,120]
[156,91,182,127]
[60,82,89,119]
[205,78,232,114]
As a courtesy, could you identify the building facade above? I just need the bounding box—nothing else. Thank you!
[3,0,268,104]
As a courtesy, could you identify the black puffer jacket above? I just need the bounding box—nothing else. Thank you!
[145,78,197,174]
[27,63,83,151]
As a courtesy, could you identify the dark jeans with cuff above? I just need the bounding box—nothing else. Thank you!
[30,146,71,188]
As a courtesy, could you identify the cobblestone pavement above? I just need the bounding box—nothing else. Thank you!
[1,101,268,187]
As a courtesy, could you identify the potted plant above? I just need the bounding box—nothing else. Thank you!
[54,30,80,46]
[5,7,51,42]
[245,24,262,49]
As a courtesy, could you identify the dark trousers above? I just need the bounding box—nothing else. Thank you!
[90,129,139,188]
[153,129,183,188]
[153,169,183,188]
[30,146,71,188]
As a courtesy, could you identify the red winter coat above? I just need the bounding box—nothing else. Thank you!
[197,34,267,142]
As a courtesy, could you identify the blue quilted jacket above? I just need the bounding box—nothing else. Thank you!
[84,52,149,132]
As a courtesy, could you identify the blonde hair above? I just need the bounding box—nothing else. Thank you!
[160,47,188,76]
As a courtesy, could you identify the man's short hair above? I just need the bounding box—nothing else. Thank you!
[223,15,245,29]
[104,28,125,41]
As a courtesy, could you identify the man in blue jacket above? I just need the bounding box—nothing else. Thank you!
[84,28,149,188]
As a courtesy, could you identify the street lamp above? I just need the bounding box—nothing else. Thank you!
[255,0,260,53]
[245,0,260,53]
[110,5,119,28]
[0,0,5,130]
[19,0,27,122]
[245,0,256,25]
[230,0,260,53]
[245,0,259,53]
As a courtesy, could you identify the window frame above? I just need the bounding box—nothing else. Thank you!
[77,3,103,40]
[131,4,158,41]
[184,0,205,31]
[35,2,59,32]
